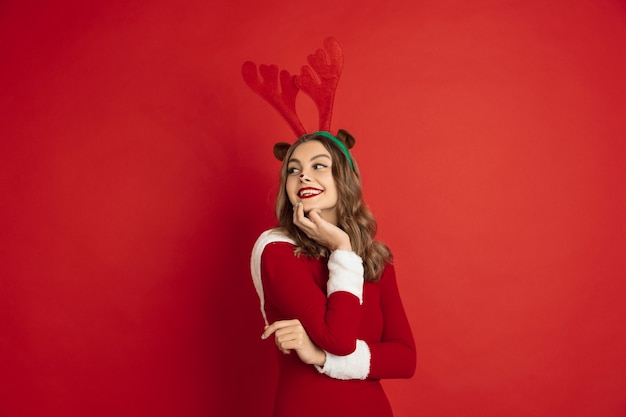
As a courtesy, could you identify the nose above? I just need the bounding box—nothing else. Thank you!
[299,173,311,182]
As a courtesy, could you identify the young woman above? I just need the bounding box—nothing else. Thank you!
[251,130,416,417]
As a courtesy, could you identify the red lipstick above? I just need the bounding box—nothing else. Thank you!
[297,187,323,199]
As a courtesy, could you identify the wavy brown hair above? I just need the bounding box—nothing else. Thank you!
[275,131,392,282]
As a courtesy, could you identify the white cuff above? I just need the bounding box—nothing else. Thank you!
[315,339,371,380]
[327,250,364,304]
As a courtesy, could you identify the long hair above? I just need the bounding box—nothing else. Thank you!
[275,132,392,282]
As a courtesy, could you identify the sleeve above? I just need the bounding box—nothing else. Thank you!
[367,264,416,379]
[317,263,416,380]
[261,242,364,356]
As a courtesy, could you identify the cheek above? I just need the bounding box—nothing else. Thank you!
[329,189,339,204]
[324,176,338,195]
[285,179,297,203]
[325,182,339,203]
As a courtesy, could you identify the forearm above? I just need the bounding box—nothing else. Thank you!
[317,338,416,380]
[309,347,327,366]
[313,249,364,354]
[318,263,416,380]
[261,243,364,355]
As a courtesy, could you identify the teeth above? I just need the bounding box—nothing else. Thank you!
[299,189,322,197]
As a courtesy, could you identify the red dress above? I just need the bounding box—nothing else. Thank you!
[253,230,415,417]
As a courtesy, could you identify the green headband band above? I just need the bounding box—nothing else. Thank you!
[312,131,354,169]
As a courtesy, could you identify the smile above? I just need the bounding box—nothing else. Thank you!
[298,187,323,199]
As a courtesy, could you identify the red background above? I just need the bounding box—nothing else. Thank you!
[1,1,625,416]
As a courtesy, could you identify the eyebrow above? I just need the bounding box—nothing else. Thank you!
[288,154,332,164]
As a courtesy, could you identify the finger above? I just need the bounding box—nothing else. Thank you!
[306,209,325,225]
[275,334,295,352]
[292,202,302,226]
[292,201,303,219]
[276,332,297,347]
[275,324,306,343]
[293,203,311,228]
[274,332,297,355]
[271,322,304,344]
[273,327,296,339]
[295,220,317,237]
[276,333,304,351]
[261,319,300,339]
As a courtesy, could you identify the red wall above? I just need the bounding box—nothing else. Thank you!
[1,1,625,416]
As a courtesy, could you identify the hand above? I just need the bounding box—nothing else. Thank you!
[293,203,351,251]
[261,319,326,366]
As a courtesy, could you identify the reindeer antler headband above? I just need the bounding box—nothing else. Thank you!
[241,36,354,168]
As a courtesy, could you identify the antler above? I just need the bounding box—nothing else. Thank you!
[241,61,306,137]
[241,37,344,137]
[295,37,344,132]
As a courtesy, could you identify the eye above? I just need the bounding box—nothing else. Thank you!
[287,166,301,175]
[313,163,328,170]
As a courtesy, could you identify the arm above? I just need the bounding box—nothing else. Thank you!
[317,263,416,380]
[368,264,416,379]
[261,242,364,355]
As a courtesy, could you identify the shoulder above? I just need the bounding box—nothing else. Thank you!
[377,260,397,284]
[254,228,294,244]
[251,228,295,262]
[252,228,295,252]
[250,229,297,288]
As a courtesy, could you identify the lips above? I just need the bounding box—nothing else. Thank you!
[298,187,323,199]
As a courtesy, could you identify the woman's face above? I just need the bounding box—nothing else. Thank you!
[285,140,339,225]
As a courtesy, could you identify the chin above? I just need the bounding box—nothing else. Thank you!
[302,203,321,212]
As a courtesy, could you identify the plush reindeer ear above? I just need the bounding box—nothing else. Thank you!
[273,142,291,161]
[336,129,356,149]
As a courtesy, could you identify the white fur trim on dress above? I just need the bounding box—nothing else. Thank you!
[327,250,364,304]
[250,229,295,326]
[315,339,371,380]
